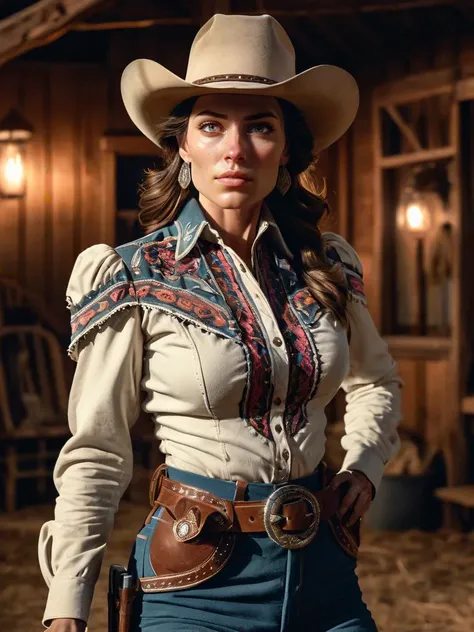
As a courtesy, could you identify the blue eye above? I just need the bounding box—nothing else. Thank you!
[199,122,221,133]
[249,123,274,134]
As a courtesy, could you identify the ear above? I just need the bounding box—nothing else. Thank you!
[178,143,191,163]
[279,145,290,166]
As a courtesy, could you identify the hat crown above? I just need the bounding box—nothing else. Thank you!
[185,14,296,84]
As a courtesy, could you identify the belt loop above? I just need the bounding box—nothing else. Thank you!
[149,463,167,507]
[233,480,248,502]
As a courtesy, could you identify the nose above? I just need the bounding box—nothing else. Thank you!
[223,126,247,163]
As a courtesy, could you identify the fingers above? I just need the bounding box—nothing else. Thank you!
[331,472,372,525]
[338,483,359,520]
[346,489,371,527]
[329,471,352,490]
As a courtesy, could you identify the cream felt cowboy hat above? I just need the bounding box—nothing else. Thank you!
[121,13,359,152]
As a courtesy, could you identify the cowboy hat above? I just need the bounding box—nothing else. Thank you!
[121,13,359,152]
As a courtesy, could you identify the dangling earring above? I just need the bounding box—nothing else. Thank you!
[178,161,191,189]
[276,165,291,195]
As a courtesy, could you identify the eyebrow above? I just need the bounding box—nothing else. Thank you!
[195,110,279,121]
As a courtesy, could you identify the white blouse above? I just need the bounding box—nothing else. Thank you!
[38,199,402,626]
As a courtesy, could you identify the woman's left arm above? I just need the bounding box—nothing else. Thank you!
[323,233,403,526]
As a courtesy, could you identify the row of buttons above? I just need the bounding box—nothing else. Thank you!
[237,255,290,476]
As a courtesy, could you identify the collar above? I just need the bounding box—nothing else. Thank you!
[174,198,293,261]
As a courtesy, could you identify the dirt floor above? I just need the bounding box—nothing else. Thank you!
[0,499,473,632]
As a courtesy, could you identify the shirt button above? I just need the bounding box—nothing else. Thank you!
[282,449,290,461]
[275,424,283,434]
[273,396,282,406]
[273,337,283,347]
[239,263,246,273]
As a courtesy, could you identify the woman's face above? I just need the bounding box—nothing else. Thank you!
[179,94,288,209]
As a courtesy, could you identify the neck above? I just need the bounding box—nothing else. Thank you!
[198,194,263,266]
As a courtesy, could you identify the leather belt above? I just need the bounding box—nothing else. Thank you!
[149,468,342,550]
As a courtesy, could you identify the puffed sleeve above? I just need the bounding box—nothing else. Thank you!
[323,233,403,492]
[38,244,143,627]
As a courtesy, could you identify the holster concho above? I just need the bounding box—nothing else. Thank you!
[140,469,236,593]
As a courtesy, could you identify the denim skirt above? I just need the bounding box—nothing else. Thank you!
[129,467,377,632]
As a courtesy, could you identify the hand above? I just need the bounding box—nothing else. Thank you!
[47,619,86,632]
[329,469,374,527]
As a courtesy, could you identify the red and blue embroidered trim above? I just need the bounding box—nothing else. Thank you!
[258,240,322,437]
[201,241,275,441]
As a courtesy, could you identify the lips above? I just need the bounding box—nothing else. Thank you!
[216,171,251,181]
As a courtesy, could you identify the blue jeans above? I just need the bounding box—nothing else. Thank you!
[129,468,377,632]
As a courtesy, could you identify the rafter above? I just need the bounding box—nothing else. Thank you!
[0,0,111,68]
[385,104,423,151]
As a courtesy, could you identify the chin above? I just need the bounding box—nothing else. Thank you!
[211,190,263,209]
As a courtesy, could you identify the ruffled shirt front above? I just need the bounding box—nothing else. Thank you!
[38,198,402,626]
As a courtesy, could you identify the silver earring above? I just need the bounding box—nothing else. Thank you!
[276,165,291,195]
[178,161,191,189]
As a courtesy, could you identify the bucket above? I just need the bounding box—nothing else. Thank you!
[366,474,440,530]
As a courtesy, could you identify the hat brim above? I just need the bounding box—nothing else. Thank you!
[121,59,359,153]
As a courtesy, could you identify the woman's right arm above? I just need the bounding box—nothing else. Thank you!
[38,245,143,628]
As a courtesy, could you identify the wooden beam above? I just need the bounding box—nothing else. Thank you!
[385,335,452,360]
[0,0,111,68]
[73,17,194,30]
[462,396,474,415]
[375,68,456,105]
[99,134,158,155]
[380,146,456,168]
[385,104,423,152]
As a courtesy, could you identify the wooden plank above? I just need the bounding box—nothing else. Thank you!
[78,65,108,251]
[22,63,49,300]
[100,135,157,156]
[380,146,456,169]
[106,30,139,131]
[49,65,79,314]
[386,335,452,360]
[335,130,351,240]
[396,359,423,435]
[101,150,116,247]
[0,63,20,280]
[371,97,383,329]
[374,68,455,105]
[461,396,474,415]
[425,359,449,448]
[435,485,474,508]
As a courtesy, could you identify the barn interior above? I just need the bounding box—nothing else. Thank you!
[0,2,474,631]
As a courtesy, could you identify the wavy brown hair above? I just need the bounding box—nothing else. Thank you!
[138,97,348,327]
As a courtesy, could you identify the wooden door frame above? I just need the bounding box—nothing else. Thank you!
[372,67,474,487]
[100,134,158,245]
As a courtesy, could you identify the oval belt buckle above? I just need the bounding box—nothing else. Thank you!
[263,485,321,550]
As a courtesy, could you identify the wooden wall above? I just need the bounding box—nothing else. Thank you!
[0,62,108,333]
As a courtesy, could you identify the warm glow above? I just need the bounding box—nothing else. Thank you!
[0,143,25,197]
[406,203,425,231]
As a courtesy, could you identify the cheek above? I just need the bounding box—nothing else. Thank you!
[253,140,285,167]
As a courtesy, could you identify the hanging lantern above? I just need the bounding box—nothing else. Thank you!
[397,178,433,235]
[0,108,34,198]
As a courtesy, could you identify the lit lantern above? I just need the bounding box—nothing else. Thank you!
[0,108,34,198]
[397,188,432,235]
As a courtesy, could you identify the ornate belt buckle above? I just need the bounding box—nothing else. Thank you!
[263,484,320,550]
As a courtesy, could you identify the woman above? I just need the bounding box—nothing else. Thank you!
[39,13,402,632]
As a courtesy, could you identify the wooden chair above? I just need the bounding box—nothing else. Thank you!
[0,325,70,512]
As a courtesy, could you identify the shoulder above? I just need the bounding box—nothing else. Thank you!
[66,244,126,308]
[321,232,366,306]
[321,232,363,276]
